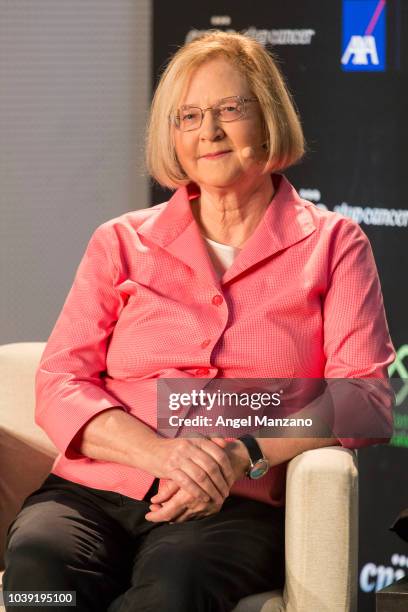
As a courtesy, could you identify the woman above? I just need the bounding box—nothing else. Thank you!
[3,30,394,611]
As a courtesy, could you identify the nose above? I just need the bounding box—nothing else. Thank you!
[199,109,224,140]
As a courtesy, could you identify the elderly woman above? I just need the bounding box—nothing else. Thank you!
[4,30,394,612]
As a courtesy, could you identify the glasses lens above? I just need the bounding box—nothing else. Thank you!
[178,108,201,131]
[217,98,243,121]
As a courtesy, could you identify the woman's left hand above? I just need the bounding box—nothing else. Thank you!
[145,438,250,523]
[145,481,222,523]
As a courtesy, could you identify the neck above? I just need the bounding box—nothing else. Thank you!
[191,174,275,248]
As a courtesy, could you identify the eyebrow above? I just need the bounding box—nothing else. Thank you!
[179,96,238,109]
[180,103,200,109]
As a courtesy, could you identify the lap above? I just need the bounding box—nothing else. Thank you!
[117,495,285,611]
[6,475,131,565]
[4,476,138,610]
[4,476,285,612]
[136,494,284,566]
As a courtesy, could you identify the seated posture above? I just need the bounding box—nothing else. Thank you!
[3,30,394,612]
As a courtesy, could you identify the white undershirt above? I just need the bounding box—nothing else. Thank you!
[203,236,241,278]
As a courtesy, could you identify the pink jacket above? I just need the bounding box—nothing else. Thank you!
[35,173,395,506]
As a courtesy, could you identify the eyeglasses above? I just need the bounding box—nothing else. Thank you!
[171,96,258,132]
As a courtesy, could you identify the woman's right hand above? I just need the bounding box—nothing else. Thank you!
[152,437,235,505]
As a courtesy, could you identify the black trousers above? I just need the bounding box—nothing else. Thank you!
[3,473,285,612]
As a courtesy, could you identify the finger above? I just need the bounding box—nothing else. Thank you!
[195,437,234,486]
[145,506,180,522]
[164,439,228,502]
[145,496,188,523]
[173,505,219,523]
[146,486,208,523]
[148,503,162,511]
[150,481,179,503]
[202,438,236,488]
[180,457,226,503]
[165,438,230,498]
[191,440,234,493]
[173,509,199,523]
[169,468,211,503]
[145,509,169,523]
[210,437,228,448]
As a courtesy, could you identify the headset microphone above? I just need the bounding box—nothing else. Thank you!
[241,146,256,159]
[241,143,268,160]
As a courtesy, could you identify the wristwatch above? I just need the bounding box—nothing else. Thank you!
[238,434,270,479]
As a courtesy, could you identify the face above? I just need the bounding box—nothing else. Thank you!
[173,57,268,189]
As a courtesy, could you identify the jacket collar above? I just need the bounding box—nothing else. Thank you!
[137,173,316,287]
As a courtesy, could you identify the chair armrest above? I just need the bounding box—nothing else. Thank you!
[0,428,56,571]
[0,342,58,570]
[283,446,358,612]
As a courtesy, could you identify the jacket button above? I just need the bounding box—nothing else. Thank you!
[196,368,210,376]
[200,339,211,349]
[212,295,223,306]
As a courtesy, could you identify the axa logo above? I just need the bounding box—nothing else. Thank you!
[342,35,380,65]
[341,0,386,71]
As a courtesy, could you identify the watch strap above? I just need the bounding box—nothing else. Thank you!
[238,434,264,468]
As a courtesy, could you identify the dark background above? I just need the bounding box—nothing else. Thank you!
[152,2,408,608]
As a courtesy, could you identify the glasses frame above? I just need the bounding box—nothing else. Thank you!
[171,95,258,132]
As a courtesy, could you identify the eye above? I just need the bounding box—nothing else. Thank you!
[218,101,241,119]
[221,105,238,113]
[181,109,200,122]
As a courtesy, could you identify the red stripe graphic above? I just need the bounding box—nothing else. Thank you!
[365,0,386,36]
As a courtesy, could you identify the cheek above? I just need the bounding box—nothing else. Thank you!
[245,119,264,143]
[175,137,194,165]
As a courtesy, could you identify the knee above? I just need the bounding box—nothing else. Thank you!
[4,528,68,589]
[134,537,216,611]
[7,519,67,561]
[146,538,201,585]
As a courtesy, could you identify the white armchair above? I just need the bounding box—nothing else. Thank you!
[0,342,358,612]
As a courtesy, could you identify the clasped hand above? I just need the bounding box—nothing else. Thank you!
[145,437,247,524]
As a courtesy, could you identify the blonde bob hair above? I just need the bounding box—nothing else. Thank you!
[146,30,305,189]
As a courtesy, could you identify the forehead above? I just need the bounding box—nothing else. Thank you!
[178,57,251,107]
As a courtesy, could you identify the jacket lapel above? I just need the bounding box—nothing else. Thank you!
[137,182,220,288]
[222,174,317,284]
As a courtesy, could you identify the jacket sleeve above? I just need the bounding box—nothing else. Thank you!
[322,218,396,449]
[35,222,129,459]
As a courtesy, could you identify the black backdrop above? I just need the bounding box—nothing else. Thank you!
[151,2,408,609]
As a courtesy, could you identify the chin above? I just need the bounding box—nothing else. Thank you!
[196,170,244,189]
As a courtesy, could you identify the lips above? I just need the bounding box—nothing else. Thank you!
[200,150,231,159]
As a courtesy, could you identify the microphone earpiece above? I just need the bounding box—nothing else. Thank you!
[241,146,256,159]
[241,143,268,160]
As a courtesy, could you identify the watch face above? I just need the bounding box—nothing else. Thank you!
[249,459,269,479]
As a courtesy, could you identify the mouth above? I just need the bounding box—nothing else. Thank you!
[200,150,232,160]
